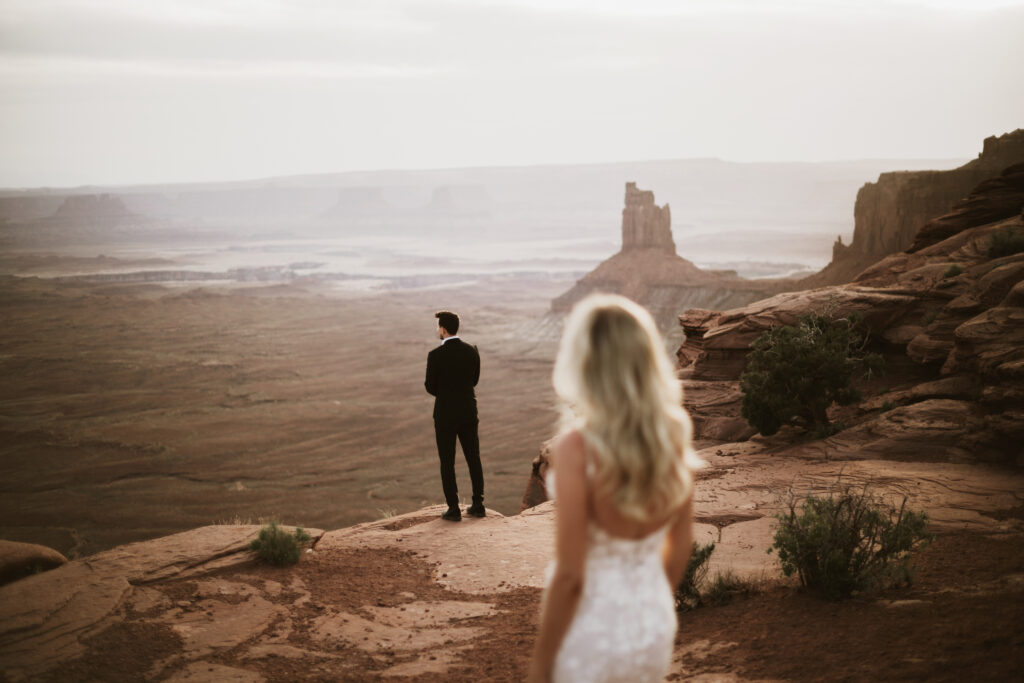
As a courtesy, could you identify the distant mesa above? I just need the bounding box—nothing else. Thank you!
[321,186,394,218]
[0,195,65,224]
[319,184,492,220]
[801,128,1024,288]
[425,184,492,215]
[51,194,136,224]
[549,182,776,331]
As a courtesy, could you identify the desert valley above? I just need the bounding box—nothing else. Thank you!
[1,129,1023,681]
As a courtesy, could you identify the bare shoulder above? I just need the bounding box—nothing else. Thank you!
[550,430,586,471]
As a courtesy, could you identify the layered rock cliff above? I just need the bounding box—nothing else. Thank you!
[550,183,777,331]
[676,164,1024,459]
[800,129,1024,288]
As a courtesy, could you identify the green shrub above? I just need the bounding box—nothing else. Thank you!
[943,264,963,278]
[987,226,1024,259]
[769,485,932,600]
[740,311,883,436]
[249,522,312,566]
[675,541,715,610]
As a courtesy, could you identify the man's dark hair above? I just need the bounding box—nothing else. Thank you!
[435,310,460,335]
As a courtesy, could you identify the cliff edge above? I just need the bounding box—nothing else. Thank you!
[800,129,1024,288]
[6,456,1024,682]
[676,157,1024,456]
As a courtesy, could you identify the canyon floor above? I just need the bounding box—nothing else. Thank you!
[2,256,1023,681]
[0,267,573,557]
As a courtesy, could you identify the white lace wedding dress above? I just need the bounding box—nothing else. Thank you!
[545,471,678,682]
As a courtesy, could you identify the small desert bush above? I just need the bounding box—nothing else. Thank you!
[987,226,1024,259]
[675,541,715,610]
[769,485,932,600]
[249,522,312,566]
[703,570,760,606]
[740,310,883,437]
[943,264,963,278]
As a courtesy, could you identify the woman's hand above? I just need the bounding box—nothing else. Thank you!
[662,495,695,588]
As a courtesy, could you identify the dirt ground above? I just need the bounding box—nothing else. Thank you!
[0,272,570,557]
[33,526,1024,682]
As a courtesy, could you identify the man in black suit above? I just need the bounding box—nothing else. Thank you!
[425,310,485,522]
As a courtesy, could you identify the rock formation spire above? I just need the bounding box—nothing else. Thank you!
[621,182,674,252]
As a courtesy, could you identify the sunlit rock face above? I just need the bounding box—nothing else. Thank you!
[800,129,1024,288]
[676,160,1024,463]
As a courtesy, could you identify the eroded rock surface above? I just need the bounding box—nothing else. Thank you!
[0,524,322,681]
[800,129,1024,287]
[0,539,67,586]
[676,165,1024,462]
[5,442,1024,682]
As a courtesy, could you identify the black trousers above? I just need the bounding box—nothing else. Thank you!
[434,417,484,510]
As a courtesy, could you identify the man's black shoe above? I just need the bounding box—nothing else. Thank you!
[465,505,486,518]
[441,508,462,522]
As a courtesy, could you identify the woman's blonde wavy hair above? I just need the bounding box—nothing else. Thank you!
[553,294,699,522]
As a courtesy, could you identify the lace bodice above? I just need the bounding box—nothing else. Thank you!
[544,470,677,682]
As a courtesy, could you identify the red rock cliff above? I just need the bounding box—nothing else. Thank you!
[676,164,1024,459]
[800,129,1024,288]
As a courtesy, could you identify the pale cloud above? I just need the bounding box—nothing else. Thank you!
[0,55,451,84]
[0,0,1022,186]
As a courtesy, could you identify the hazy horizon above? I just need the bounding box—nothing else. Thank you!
[1,0,1022,188]
[0,153,972,193]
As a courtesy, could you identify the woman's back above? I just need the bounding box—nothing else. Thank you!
[544,433,685,682]
[528,295,697,683]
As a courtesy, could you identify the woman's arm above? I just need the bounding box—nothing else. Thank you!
[528,431,589,683]
[662,495,695,589]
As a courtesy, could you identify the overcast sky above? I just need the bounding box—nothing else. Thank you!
[1,0,1022,188]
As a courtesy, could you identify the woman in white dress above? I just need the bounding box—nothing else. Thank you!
[528,294,699,683]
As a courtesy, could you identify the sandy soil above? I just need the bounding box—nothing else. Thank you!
[0,271,572,557]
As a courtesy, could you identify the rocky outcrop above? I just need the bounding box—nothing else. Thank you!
[909,163,1024,252]
[551,183,778,330]
[0,540,67,586]
[621,182,674,251]
[0,524,322,680]
[676,161,1024,461]
[519,441,554,511]
[799,129,1024,288]
[6,469,1024,680]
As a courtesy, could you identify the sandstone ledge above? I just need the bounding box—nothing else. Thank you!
[2,449,1022,681]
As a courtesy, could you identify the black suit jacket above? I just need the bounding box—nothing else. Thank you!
[425,338,480,422]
